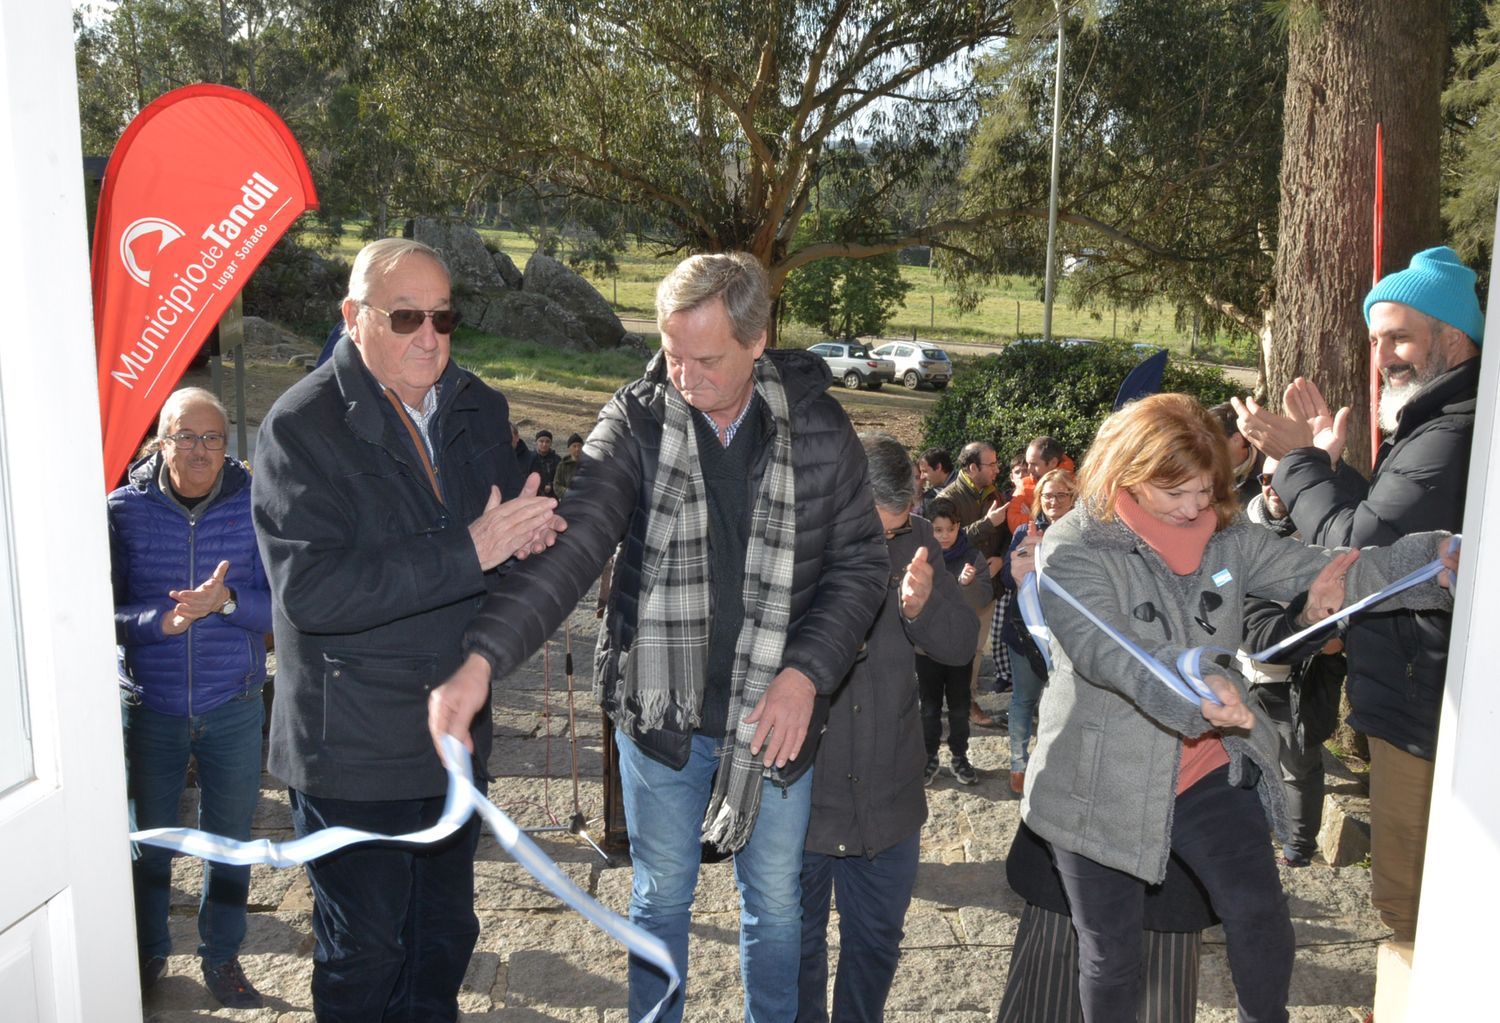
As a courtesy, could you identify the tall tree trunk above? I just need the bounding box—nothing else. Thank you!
[1270,0,1449,469]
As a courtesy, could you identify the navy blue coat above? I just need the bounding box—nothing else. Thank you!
[109,454,272,716]
[253,338,524,800]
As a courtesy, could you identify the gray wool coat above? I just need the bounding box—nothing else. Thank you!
[1023,504,1450,883]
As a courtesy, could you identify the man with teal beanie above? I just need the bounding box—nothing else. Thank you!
[1233,244,1483,944]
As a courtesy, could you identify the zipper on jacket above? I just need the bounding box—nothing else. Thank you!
[185,509,197,717]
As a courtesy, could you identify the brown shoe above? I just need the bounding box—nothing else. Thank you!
[1010,770,1026,794]
[970,707,998,728]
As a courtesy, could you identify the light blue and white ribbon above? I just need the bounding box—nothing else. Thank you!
[1018,537,1458,707]
[132,734,681,1022]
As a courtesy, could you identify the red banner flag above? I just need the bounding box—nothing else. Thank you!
[92,84,317,486]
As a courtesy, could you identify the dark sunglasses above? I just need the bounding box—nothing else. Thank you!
[1257,473,1274,487]
[364,304,461,335]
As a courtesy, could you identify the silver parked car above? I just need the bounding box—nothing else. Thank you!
[870,341,953,390]
[806,341,896,390]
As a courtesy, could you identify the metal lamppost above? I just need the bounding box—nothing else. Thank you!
[1042,1,1066,343]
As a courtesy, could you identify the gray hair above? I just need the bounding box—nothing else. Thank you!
[156,386,227,440]
[655,252,771,347]
[860,432,916,512]
[346,238,450,304]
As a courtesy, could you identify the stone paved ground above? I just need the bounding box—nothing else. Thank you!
[142,591,1381,1022]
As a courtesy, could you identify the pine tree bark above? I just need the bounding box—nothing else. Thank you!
[1270,0,1449,469]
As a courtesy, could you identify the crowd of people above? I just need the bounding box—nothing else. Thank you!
[112,239,1476,1022]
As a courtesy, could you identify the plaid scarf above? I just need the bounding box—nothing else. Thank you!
[620,356,797,852]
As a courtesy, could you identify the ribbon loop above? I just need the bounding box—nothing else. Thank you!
[131,734,681,1022]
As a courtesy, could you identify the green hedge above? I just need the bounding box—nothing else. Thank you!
[922,341,1239,465]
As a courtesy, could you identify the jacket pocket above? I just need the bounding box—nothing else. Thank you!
[320,649,438,763]
[1069,722,1106,807]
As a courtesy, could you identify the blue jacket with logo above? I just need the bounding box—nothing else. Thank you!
[109,453,271,716]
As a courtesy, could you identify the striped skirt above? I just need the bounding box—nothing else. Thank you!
[997,903,1201,1023]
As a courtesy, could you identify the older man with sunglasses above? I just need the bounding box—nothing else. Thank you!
[252,238,564,1022]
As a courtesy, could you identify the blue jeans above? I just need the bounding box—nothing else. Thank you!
[123,684,265,965]
[289,790,481,1023]
[797,832,920,1023]
[1052,766,1292,1023]
[616,729,813,1023]
[1007,649,1045,772]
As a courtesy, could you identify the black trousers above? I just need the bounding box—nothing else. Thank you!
[1051,766,1293,1023]
[916,653,972,761]
[290,790,482,1023]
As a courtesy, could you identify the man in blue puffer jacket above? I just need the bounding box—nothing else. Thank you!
[109,386,271,1009]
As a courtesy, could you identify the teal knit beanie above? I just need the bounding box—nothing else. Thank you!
[1363,246,1485,345]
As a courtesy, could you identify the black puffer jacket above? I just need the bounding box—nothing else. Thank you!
[806,515,977,859]
[464,349,889,778]
[1273,357,1477,758]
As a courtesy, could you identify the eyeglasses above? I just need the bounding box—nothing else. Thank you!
[1040,491,1074,502]
[363,304,462,335]
[163,431,226,451]
[1257,473,1274,487]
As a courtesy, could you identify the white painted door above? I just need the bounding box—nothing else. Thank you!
[0,5,141,1021]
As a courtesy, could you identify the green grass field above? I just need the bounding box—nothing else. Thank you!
[322,225,1255,366]
[450,328,651,391]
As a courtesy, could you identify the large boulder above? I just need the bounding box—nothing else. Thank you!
[493,250,523,290]
[522,253,625,349]
[404,218,507,294]
[476,291,594,351]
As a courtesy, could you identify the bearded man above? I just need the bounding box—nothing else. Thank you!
[1232,245,1483,944]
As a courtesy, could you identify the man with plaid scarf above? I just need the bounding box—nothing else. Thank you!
[430,252,889,1022]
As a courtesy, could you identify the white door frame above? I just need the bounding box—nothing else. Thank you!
[0,5,141,1021]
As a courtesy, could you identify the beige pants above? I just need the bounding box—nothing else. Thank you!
[1368,735,1436,942]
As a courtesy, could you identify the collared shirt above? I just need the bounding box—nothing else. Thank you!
[702,393,757,448]
[395,385,440,457]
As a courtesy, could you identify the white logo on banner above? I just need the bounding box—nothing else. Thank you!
[119,216,185,287]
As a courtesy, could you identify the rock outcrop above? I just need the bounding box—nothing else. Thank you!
[522,253,627,351]
[476,292,594,351]
[402,218,626,351]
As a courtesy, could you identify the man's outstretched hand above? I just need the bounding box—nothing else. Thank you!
[428,652,493,755]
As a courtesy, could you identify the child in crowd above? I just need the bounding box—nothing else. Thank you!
[917,498,991,785]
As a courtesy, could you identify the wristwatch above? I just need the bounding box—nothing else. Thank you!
[218,588,238,616]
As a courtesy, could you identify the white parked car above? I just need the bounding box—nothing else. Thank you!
[806,341,897,390]
[870,341,953,390]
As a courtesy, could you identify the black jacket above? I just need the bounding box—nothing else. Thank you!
[252,338,525,799]
[1273,357,1477,758]
[532,448,562,495]
[806,515,977,859]
[463,348,889,778]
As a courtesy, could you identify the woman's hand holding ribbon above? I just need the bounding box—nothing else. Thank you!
[1200,674,1255,731]
[1438,536,1461,589]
